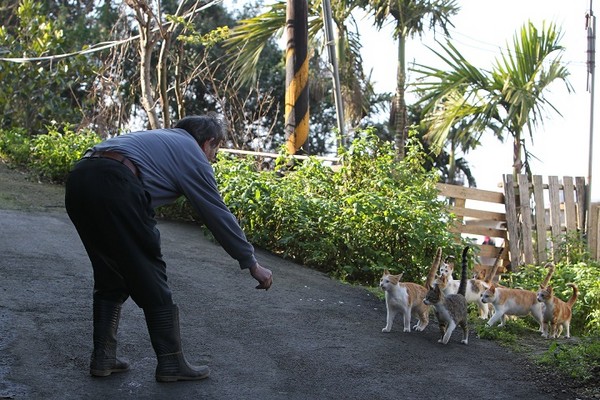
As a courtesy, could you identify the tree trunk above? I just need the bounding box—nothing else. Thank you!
[125,1,160,129]
[158,31,172,128]
[128,3,160,130]
[448,139,457,184]
[392,35,407,160]
[174,45,185,120]
[512,131,523,178]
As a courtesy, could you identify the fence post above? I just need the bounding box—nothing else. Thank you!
[547,176,562,260]
[503,174,521,269]
[532,175,547,263]
[589,203,600,259]
[517,174,534,264]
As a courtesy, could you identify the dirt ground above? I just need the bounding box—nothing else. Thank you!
[0,160,596,400]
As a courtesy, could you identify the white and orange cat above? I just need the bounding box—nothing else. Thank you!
[537,283,578,339]
[424,246,470,345]
[380,248,440,333]
[480,262,555,330]
[435,247,505,319]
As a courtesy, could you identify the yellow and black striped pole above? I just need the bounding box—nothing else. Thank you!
[285,0,309,155]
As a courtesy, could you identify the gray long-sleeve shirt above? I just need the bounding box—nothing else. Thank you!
[91,128,257,269]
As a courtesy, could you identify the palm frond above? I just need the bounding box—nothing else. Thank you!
[223,2,287,87]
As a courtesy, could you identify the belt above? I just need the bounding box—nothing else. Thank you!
[83,150,140,177]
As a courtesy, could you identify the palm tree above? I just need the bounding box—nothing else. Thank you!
[360,0,459,159]
[413,21,573,178]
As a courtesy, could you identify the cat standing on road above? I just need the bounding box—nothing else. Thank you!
[424,246,470,345]
[380,248,440,333]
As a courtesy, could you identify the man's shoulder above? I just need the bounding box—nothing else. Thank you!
[136,127,189,137]
[134,128,197,146]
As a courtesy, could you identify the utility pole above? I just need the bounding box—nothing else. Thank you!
[285,0,309,155]
[586,1,597,252]
[321,0,345,146]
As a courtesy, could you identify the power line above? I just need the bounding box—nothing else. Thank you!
[0,36,137,63]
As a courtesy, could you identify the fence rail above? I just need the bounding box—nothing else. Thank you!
[436,182,509,278]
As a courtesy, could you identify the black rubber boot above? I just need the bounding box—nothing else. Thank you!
[143,304,210,382]
[90,299,130,377]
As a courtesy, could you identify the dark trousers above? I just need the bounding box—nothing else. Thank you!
[65,158,173,308]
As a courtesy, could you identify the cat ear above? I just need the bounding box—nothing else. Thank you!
[383,269,389,275]
[397,273,404,281]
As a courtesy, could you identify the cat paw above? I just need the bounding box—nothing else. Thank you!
[382,327,391,333]
[403,328,411,333]
[461,339,468,345]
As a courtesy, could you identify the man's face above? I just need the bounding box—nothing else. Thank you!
[201,138,221,163]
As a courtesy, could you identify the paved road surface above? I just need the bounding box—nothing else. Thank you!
[0,209,578,399]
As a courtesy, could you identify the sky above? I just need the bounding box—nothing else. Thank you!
[356,1,595,197]
[224,0,597,198]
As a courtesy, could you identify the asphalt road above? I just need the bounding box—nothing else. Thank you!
[0,207,580,400]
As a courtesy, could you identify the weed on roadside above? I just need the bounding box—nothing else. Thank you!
[537,337,600,383]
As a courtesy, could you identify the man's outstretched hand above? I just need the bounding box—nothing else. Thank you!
[249,263,273,290]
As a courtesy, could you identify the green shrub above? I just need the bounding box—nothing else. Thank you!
[213,129,460,286]
[0,128,32,165]
[538,338,600,383]
[29,124,101,182]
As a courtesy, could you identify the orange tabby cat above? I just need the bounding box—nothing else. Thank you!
[380,248,440,333]
[536,283,578,339]
[480,262,555,330]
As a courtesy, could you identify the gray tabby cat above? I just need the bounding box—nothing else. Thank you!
[424,246,469,345]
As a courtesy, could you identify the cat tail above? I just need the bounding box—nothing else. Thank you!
[485,246,506,284]
[425,247,442,289]
[540,262,556,289]
[458,246,469,297]
[566,283,579,307]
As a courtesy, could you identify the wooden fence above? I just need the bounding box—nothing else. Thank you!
[503,174,587,265]
[437,174,588,275]
[436,182,510,278]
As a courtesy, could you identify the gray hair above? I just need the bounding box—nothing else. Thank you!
[174,115,226,146]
